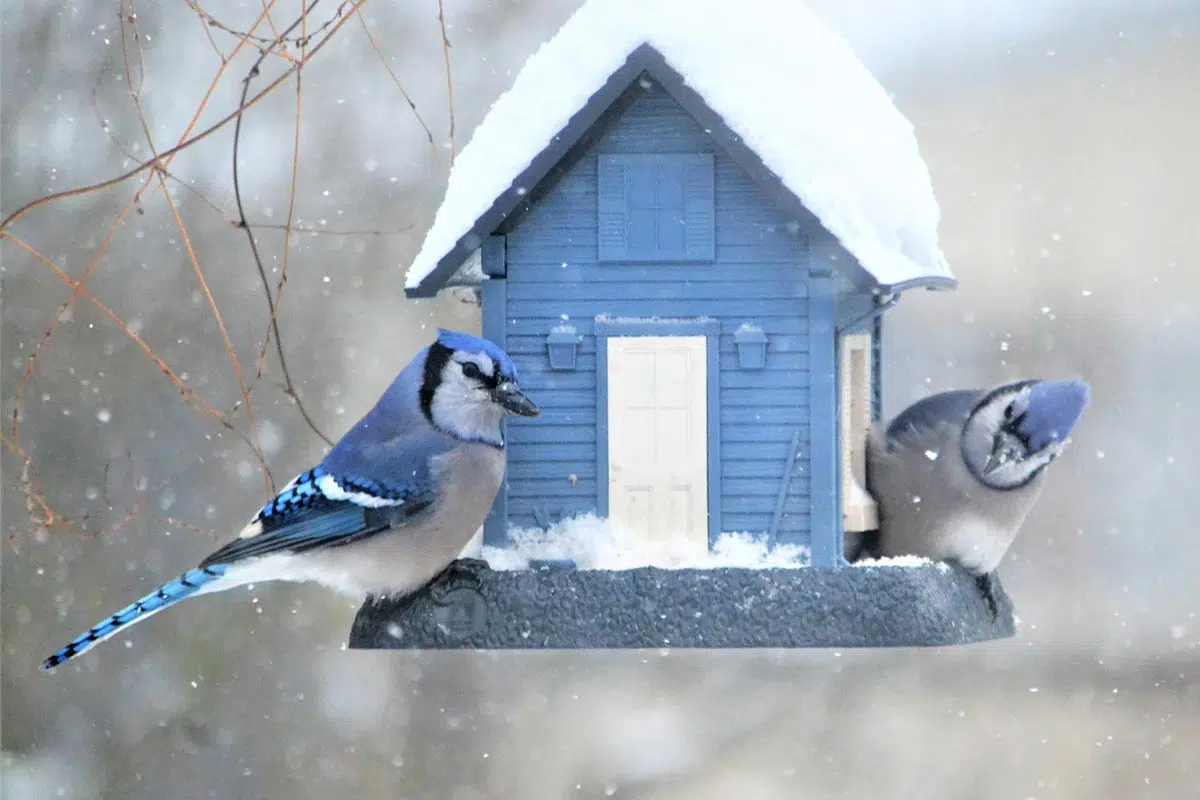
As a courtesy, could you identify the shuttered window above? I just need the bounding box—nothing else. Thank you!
[597,153,715,262]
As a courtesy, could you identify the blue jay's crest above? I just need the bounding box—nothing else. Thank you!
[1014,379,1090,453]
[436,329,519,382]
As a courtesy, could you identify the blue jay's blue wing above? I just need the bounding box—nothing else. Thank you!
[884,389,983,449]
[197,489,408,567]
[201,431,456,567]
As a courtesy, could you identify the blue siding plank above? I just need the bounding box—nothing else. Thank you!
[720,406,811,425]
[722,425,817,443]
[723,460,809,479]
[517,373,599,391]
[725,494,809,516]
[507,461,598,480]
[717,352,807,371]
[506,280,804,301]
[508,479,599,499]
[722,513,810,534]
[524,408,597,426]
[725,477,809,497]
[722,441,799,462]
[506,299,805,318]
[511,443,598,462]
[720,371,809,390]
[721,513,773,534]
[507,426,595,445]
[508,497,598,519]
[509,264,802,283]
[515,348,809,375]
[503,317,816,337]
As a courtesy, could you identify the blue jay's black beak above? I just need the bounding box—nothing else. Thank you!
[983,428,1025,475]
[493,381,540,417]
[982,441,1007,475]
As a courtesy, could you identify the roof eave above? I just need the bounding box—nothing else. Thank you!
[406,44,671,299]
[881,274,959,294]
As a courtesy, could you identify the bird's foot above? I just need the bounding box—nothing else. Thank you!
[974,572,1000,621]
[844,529,882,563]
[429,557,490,602]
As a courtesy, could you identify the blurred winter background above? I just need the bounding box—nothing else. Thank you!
[3,0,1198,797]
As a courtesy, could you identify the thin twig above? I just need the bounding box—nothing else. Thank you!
[7,193,149,445]
[436,0,456,164]
[87,92,405,237]
[0,0,283,251]
[153,515,220,544]
[356,7,444,172]
[3,235,267,458]
[189,1,228,63]
[2,0,373,543]
[9,0,286,443]
[2,0,365,459]
[0,0,368,236]
[258,0,286,46]
[1,433,62,539]
[185,0,344,52]
[118,2,275,495]
[231,0,334,447]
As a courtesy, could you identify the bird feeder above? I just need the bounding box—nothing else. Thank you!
[352,0,1016,651]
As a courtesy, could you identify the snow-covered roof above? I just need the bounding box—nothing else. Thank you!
[405,0,955,296]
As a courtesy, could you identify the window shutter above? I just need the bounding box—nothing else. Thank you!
[598,154,714,263]
[597,156,628,262]
[683,154,715,260]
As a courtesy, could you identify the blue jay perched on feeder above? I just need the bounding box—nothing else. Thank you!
[42,329,539,671]
[847,378,1090,616]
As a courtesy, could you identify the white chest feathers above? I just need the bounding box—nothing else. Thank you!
[935,515,1017,575]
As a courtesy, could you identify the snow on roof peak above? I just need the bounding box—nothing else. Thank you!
[405,0,954,293]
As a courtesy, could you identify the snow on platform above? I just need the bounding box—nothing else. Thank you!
[481,513,811,571]
[405,0,954,293]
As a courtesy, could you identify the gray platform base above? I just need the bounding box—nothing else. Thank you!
[347,560,1016,650]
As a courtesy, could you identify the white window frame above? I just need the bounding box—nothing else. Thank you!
[840,332,879,533]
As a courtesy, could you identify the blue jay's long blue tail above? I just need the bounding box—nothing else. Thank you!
[41,565,227,671]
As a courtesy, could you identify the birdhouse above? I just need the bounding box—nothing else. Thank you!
[350,0,1014,651]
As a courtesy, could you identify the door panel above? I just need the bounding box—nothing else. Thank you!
[607,335,708,551]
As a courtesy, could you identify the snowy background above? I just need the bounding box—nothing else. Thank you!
[3,1,1198,797]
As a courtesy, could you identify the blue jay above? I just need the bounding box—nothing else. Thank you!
[847,378,1090,616]
[42,329,539,671]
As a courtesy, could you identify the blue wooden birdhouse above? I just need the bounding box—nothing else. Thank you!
[351,0,1014,651]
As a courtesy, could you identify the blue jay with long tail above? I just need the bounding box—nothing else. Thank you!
[847,378,1090,616]
[42,329,539,671]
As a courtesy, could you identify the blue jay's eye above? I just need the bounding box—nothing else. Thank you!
[1003,404,1014,420]
[461,362,483,380]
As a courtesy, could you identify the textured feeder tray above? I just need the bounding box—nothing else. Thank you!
[348,559,1015,650]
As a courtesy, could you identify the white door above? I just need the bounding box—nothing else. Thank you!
[607,335,709,552]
